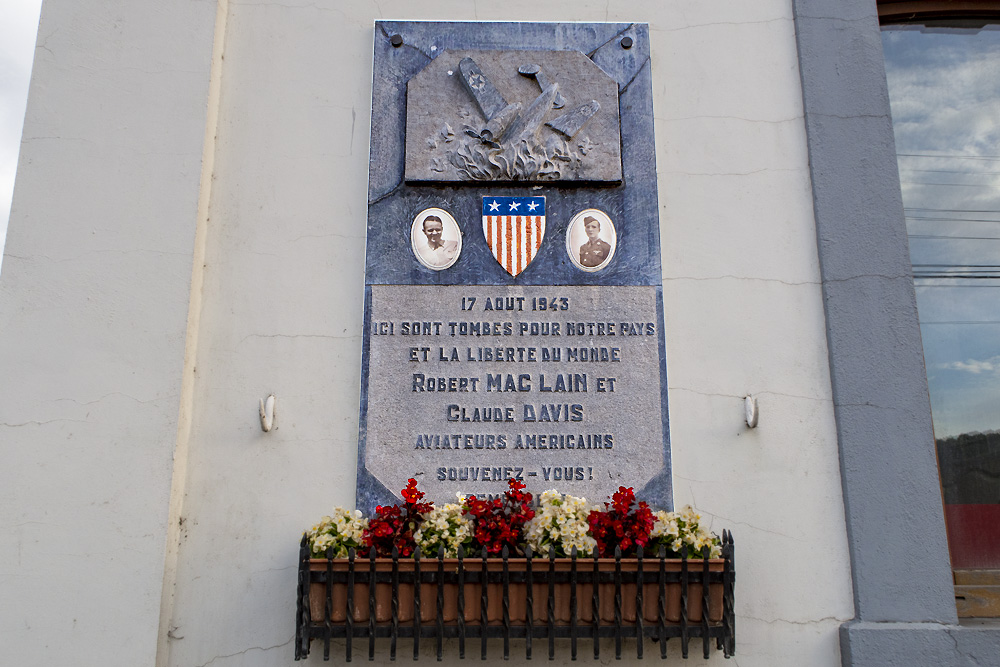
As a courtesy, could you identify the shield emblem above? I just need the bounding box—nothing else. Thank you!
[482,197,546,277]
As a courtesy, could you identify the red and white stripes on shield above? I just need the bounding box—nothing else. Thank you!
[483,215,545,277]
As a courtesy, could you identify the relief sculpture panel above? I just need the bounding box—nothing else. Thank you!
[404,50,622,183]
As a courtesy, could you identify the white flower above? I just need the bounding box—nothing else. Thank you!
[648,505,721,559]
[524,490,596,557]
[414,504,472,557]
[651,510,680,540]
[679,505,700,525]
[308,506,368,558]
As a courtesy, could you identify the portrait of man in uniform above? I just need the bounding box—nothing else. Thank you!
[578,216,611,268]
[566,209,617,272]
[411,208,462,270]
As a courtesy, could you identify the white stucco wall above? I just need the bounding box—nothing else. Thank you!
[0,1,854,666]
[0,1,220,664]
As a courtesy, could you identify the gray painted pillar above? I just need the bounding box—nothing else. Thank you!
[792,0,955,625]
[792,0,1000,664]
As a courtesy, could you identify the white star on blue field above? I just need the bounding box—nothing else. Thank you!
[482,197,545,216]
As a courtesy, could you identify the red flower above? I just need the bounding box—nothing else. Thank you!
[462,479,535,556]
[587,487,654,557]
[363,478,434,557]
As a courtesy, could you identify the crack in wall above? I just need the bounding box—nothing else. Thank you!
[670,387,833,406]
[705,513,800,541]
[192,637,293,667]
[798,14,873,24]
[236,332,360,346]
[742,613,850,626]
[232,0,348,20]
[4,247,192,264]
[54,392,172,407]
[810,112,891,121]
[945,628,985,666]
[821,272,912,284]
[658,167,801,176]
[288,231,365,242]
[652,17,793,33]
[664,274,819,287]
[657,114,803,125]
[0,418,90,427]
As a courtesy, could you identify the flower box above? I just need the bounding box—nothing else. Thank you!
[296,481,735,661]
[296,536,735,661]
[307,555,724,625]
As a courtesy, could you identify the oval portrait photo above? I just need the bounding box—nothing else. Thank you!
[411,207,462,271]
[566,209,617,272]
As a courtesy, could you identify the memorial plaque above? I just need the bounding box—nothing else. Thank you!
[357,22,671,511]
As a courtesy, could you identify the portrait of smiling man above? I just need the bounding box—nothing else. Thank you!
[411,209,461,270]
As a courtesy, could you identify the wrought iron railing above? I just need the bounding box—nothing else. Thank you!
[295,532,735,661]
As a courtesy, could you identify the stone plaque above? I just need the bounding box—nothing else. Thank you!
[357,21,670,511]
[363,285,665,503]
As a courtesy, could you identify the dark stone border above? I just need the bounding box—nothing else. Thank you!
[356,21,673,513]
[792,0,1000,663]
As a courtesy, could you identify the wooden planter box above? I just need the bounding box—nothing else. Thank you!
[296,533,735,662]
[307,557,724,625]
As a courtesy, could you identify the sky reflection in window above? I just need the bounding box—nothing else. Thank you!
[882,25,1000,439]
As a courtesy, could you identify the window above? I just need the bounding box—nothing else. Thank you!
[880,4,1000,615]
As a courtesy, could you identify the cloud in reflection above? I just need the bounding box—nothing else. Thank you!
[882,25,1000,438]
[936,355,1000,375]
